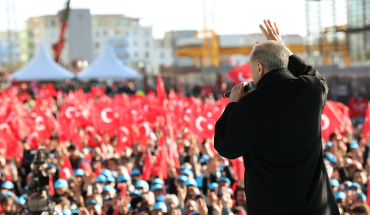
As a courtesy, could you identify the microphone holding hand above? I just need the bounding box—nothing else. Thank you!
[223,81,257,102]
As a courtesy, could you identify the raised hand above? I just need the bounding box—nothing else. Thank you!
[259,19,293,56]
[197,197,208,215]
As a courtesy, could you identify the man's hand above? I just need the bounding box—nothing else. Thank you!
[259,19,293,56]
[229,83,247,103]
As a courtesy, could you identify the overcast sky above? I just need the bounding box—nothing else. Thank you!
[0,0,306,39]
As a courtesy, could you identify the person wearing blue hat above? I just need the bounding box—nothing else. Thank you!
[156,194,166,202]
[74,168,85,177]
[326,141,333,148]
[135,180,149,193]
[71,210,79,215]
[184,178,198,187]
[199,155,210,164]
[350,140,359,151]
[100,169,112,178]
[176,175,188,187]
[86,199,102,215]
[102,185,116,198]
[1,181,14,193]
[196,175,204,188]
[182,169,194,178]
[330,179,339,193]
[324,153,337,164]
[130,169,142,186]
[153,202,167,214]
[95,174,107,186]
[152,178,164,186]
[130,190,142,198]
[106,176,116,187]
[355,192,367,204]
[118,174,131,184]
[54,179,68,196]
[351,182,362,192]
[335,191,346,207]
[62,208,72,215]
[14,196,26,211]
[209,182,219,192]
[151,184,163,197]
[218,177,231,188]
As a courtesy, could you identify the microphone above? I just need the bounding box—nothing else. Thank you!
[223,81,257,98]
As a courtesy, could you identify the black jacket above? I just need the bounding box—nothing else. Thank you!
[214,55,339,215]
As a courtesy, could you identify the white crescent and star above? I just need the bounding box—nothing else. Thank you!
[321,114,330,130]
[238,73,249,82]
[65,107,77,119]
[195,116,206,131]
[101,108,113,123]
[35,116,46,131]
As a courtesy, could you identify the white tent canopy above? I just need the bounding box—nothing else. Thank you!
[9,44,74,81]
[77,44,142,80]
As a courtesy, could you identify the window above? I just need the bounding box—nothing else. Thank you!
[93,19,98,26]
[160,52,164,59]
[122,19,128,26]
[134,52,138,57]
[160,41,164,48]
[115,30,120,36]
[133,41,137,46]
[114,41,127,48]
[95,31,99,37]
[145,41,150,47]
[113,19,118,26]
[102,19,107,26]
[145,52,150,58]
[95,42,100,49]
[103,31,107,36]
[116,52,128,58]
[145,30,150,37]
[133,30,137,35]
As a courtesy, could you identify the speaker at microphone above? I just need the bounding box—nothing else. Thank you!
[223,81,257,98]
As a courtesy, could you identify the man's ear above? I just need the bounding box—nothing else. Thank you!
[257,63,263,76]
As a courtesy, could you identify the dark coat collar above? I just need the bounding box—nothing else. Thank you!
[256,68,297,89]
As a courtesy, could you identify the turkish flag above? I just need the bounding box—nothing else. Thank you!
[38,84,57,99]
[116,125,131,155]
[321,101,343,139]
[92,102,121,131]
[358,98,368,117]
[227,62,253,84]
[363,103,370,140]
[142,149,152,181]
[190,111,216,139]
[61,105,77,121]
[59,155,73,180]
[157,76,167,106]
[18,91,31,102]
[153,134,168,179]
[331,101,353,133]
[32,108,52,140]
[166,114,180,169]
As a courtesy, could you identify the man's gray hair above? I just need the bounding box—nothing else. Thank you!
[250,41,289,71]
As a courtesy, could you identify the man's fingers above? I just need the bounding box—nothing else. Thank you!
[259,25,270,40]
[267,19,276,34]
[274,22,280,35]
[263,20,274,36]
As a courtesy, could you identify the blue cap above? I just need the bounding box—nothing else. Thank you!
[118,175,131,183]
[153,202,167,211]
[218,177,231,185]
[209,183,219,191]
[330,179,339,187]
[350,140,359,149]
[130,190,142,197]
[1,181,14,189]
[103,196,112,202]
[74,169,85,176]
[324,154,337,163]
[196,175,204,187]
[71,210,79,214]
[219,166,224,171]
[130,169,141,176]
[54,179,68,189]
[103,185,116,193]
[151,184,163,191]
[19,194,27,199]
[358,117,365,124]
[156,194,166,202]
[152,178,164,185]
[107,176,116,183]
[135,180,149,190]
[199,155,210,163]
[351,182,362,190]
[182,169,194,177]
[177,175,188,182]
[47,164,57,169]
[192,211,200,215]
[179,165,190,170]
[15,197,26,205]
[88,185,92,190]
[335,191,346,200]
[0,191,13,197]
[96,175,107,183]
[356,192,367,201]
[62,209,72,215]
[184,178,197,187]
[86,200,101,209]
[101,169,112,178]
[326,141,333,147]
[23,185,28,191]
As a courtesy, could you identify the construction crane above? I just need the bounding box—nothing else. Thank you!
[53,0,71,63]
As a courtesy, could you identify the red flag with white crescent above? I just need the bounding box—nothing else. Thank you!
[92,102,121,131]
[227,62,253,84]
[321,101,343,139]
[59,155,73,180]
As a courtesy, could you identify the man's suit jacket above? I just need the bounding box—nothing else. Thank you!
[214,55,339,215]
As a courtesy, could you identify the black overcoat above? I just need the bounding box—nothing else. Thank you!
[214,55,340,215]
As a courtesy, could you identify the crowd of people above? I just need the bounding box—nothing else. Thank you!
[0,80,369,215]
